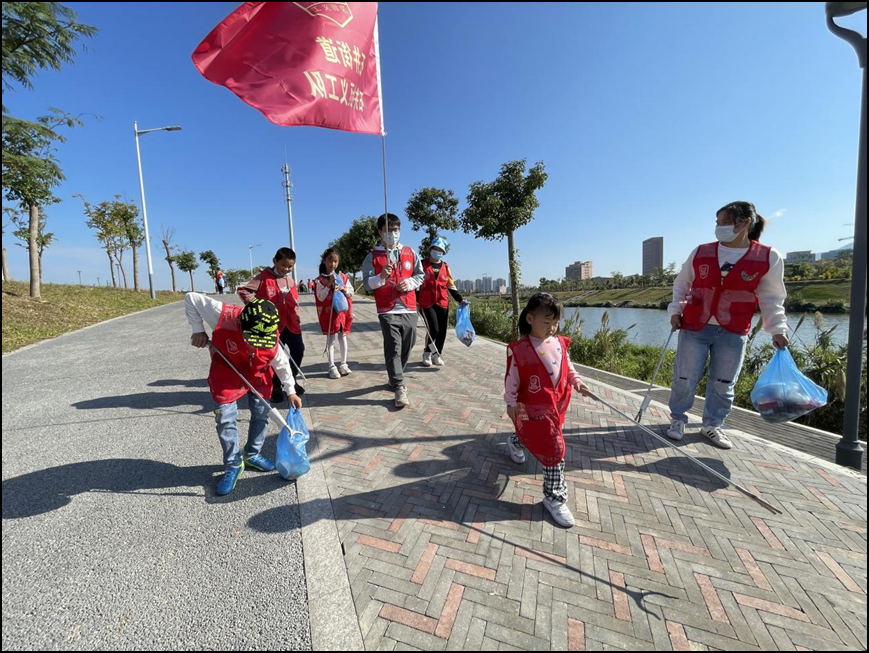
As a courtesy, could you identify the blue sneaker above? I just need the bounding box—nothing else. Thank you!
[216,464,243,496]
[244,453,276,472]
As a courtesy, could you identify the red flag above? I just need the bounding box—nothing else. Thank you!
[193,2,384,135]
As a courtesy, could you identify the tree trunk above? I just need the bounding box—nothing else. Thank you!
[107,249,117,287]
[114,250,128,289]
[38,249,44,284]
[28,203,41,299]
[189,270,195,292]
[162,240,177,292]
[131,243,141,291]
[507,230,520,340]
[2,245,11,281]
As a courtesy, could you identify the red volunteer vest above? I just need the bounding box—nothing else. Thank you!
[681,241,771,335]
[506,335,573,466]
[255,268,301,334]
[315,272,354,335]
[207,303,277,404]
[418,259,451,309]
[371,246,417,313]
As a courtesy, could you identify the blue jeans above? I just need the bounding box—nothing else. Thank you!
[669,325,747,428]
[214,393,270,468]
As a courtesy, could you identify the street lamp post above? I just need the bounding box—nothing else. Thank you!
[134,121,182,300]
[77,270,82,286]
[249,244,262,276]
[826,1,867,470]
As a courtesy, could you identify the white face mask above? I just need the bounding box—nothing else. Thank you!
[715,225,737,242]
[385,230,400,247]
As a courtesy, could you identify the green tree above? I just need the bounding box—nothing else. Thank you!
[461,159,548,339]
[199,250,220,289]
[329,215,380,284]
[405,187,459,257]
[9,204,54,283]
[174,250,199,292]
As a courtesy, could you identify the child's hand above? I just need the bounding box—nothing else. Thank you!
[506,406,516,421]
[380,263,394,280]
[397,279,412,292]
[191,333,209,348]
[574,380,591,397]
[289,394,303,409]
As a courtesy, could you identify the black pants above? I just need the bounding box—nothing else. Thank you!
[273,328,305,393]
[421,305,449,355]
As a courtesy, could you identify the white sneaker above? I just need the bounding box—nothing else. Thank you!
[506,437,526,464]
[666,419,685,441]
[338,363,352,376]
[433,353,445,367]
[543,497,575,528]
[328,365,341,379]
[394,385,409,408]
[422,352,433,367]
[701,426,733,450]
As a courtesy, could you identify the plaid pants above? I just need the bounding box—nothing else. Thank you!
[510,433,567,503]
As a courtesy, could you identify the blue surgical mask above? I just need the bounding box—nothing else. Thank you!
[386,230,400,247]
[429,250,443,261]
[714,225,736,243]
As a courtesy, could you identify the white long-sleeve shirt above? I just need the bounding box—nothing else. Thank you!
[184,292,296,391]
[667,244,788,335]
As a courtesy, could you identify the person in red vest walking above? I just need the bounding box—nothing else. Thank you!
[505,293,590,528]
[667,201,789,449]
[361,213,425,408]
[185,294,302,496]
[417,236,466,368]
[238,247,305,403]
[315,247,354,379]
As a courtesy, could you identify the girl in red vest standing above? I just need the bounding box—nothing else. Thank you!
[315,248,354,379]
[667,201,789,449]
[238,247,305,402]
[417,236,466,367]
[505,293,590,528]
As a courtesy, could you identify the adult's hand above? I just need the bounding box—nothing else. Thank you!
[191,333,209,348]
[670,315,682,331]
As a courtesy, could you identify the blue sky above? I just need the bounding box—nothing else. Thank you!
[3,2,864,290]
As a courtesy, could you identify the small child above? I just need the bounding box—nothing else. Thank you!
[315,248,354,379]
[186,294,302,496]
[505,293,590,528]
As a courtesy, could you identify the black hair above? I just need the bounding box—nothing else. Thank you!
[518,292,563,337]
[273,247,296,262]
[377,213,401,232]
[716,201,766,241]
[319,247,340,275]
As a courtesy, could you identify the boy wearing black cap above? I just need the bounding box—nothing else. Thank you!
[185,293,302,495]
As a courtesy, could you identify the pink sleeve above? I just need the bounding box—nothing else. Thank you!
[504,350,520,406]
[566,358,583,387]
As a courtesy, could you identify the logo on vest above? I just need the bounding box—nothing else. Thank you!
[699,264,710,279]
[226,340,239,354]
[529,375,541,394]
[403,260,412,271]
[741,271,759,282]
[266,286,277,299]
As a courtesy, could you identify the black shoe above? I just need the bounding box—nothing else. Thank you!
[271,388,286,403]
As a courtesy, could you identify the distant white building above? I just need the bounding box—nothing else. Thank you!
[785,251,816,264]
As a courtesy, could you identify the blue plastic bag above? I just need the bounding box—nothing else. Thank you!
[750,348,827,424]
[332,272,349,314]
[455,302,476,347]
[276,408,311,480]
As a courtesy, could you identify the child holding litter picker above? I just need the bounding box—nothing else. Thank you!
[505,293,590,528]
[186,293,302,496]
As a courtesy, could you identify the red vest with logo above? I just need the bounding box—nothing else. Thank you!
[506,335,573,466]
[371,246,417,313]
[207,303,277,404]
[315,272,354,335]
[255,268,301,334]
[681,241,771,335]
[419,259,451,309]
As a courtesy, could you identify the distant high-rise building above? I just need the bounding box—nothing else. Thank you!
[785,251,816,264]
[565,261,593,281]
[495,278,507,289]
[643,237,664,276]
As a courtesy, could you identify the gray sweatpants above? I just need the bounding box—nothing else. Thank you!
[378,312,417,389]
